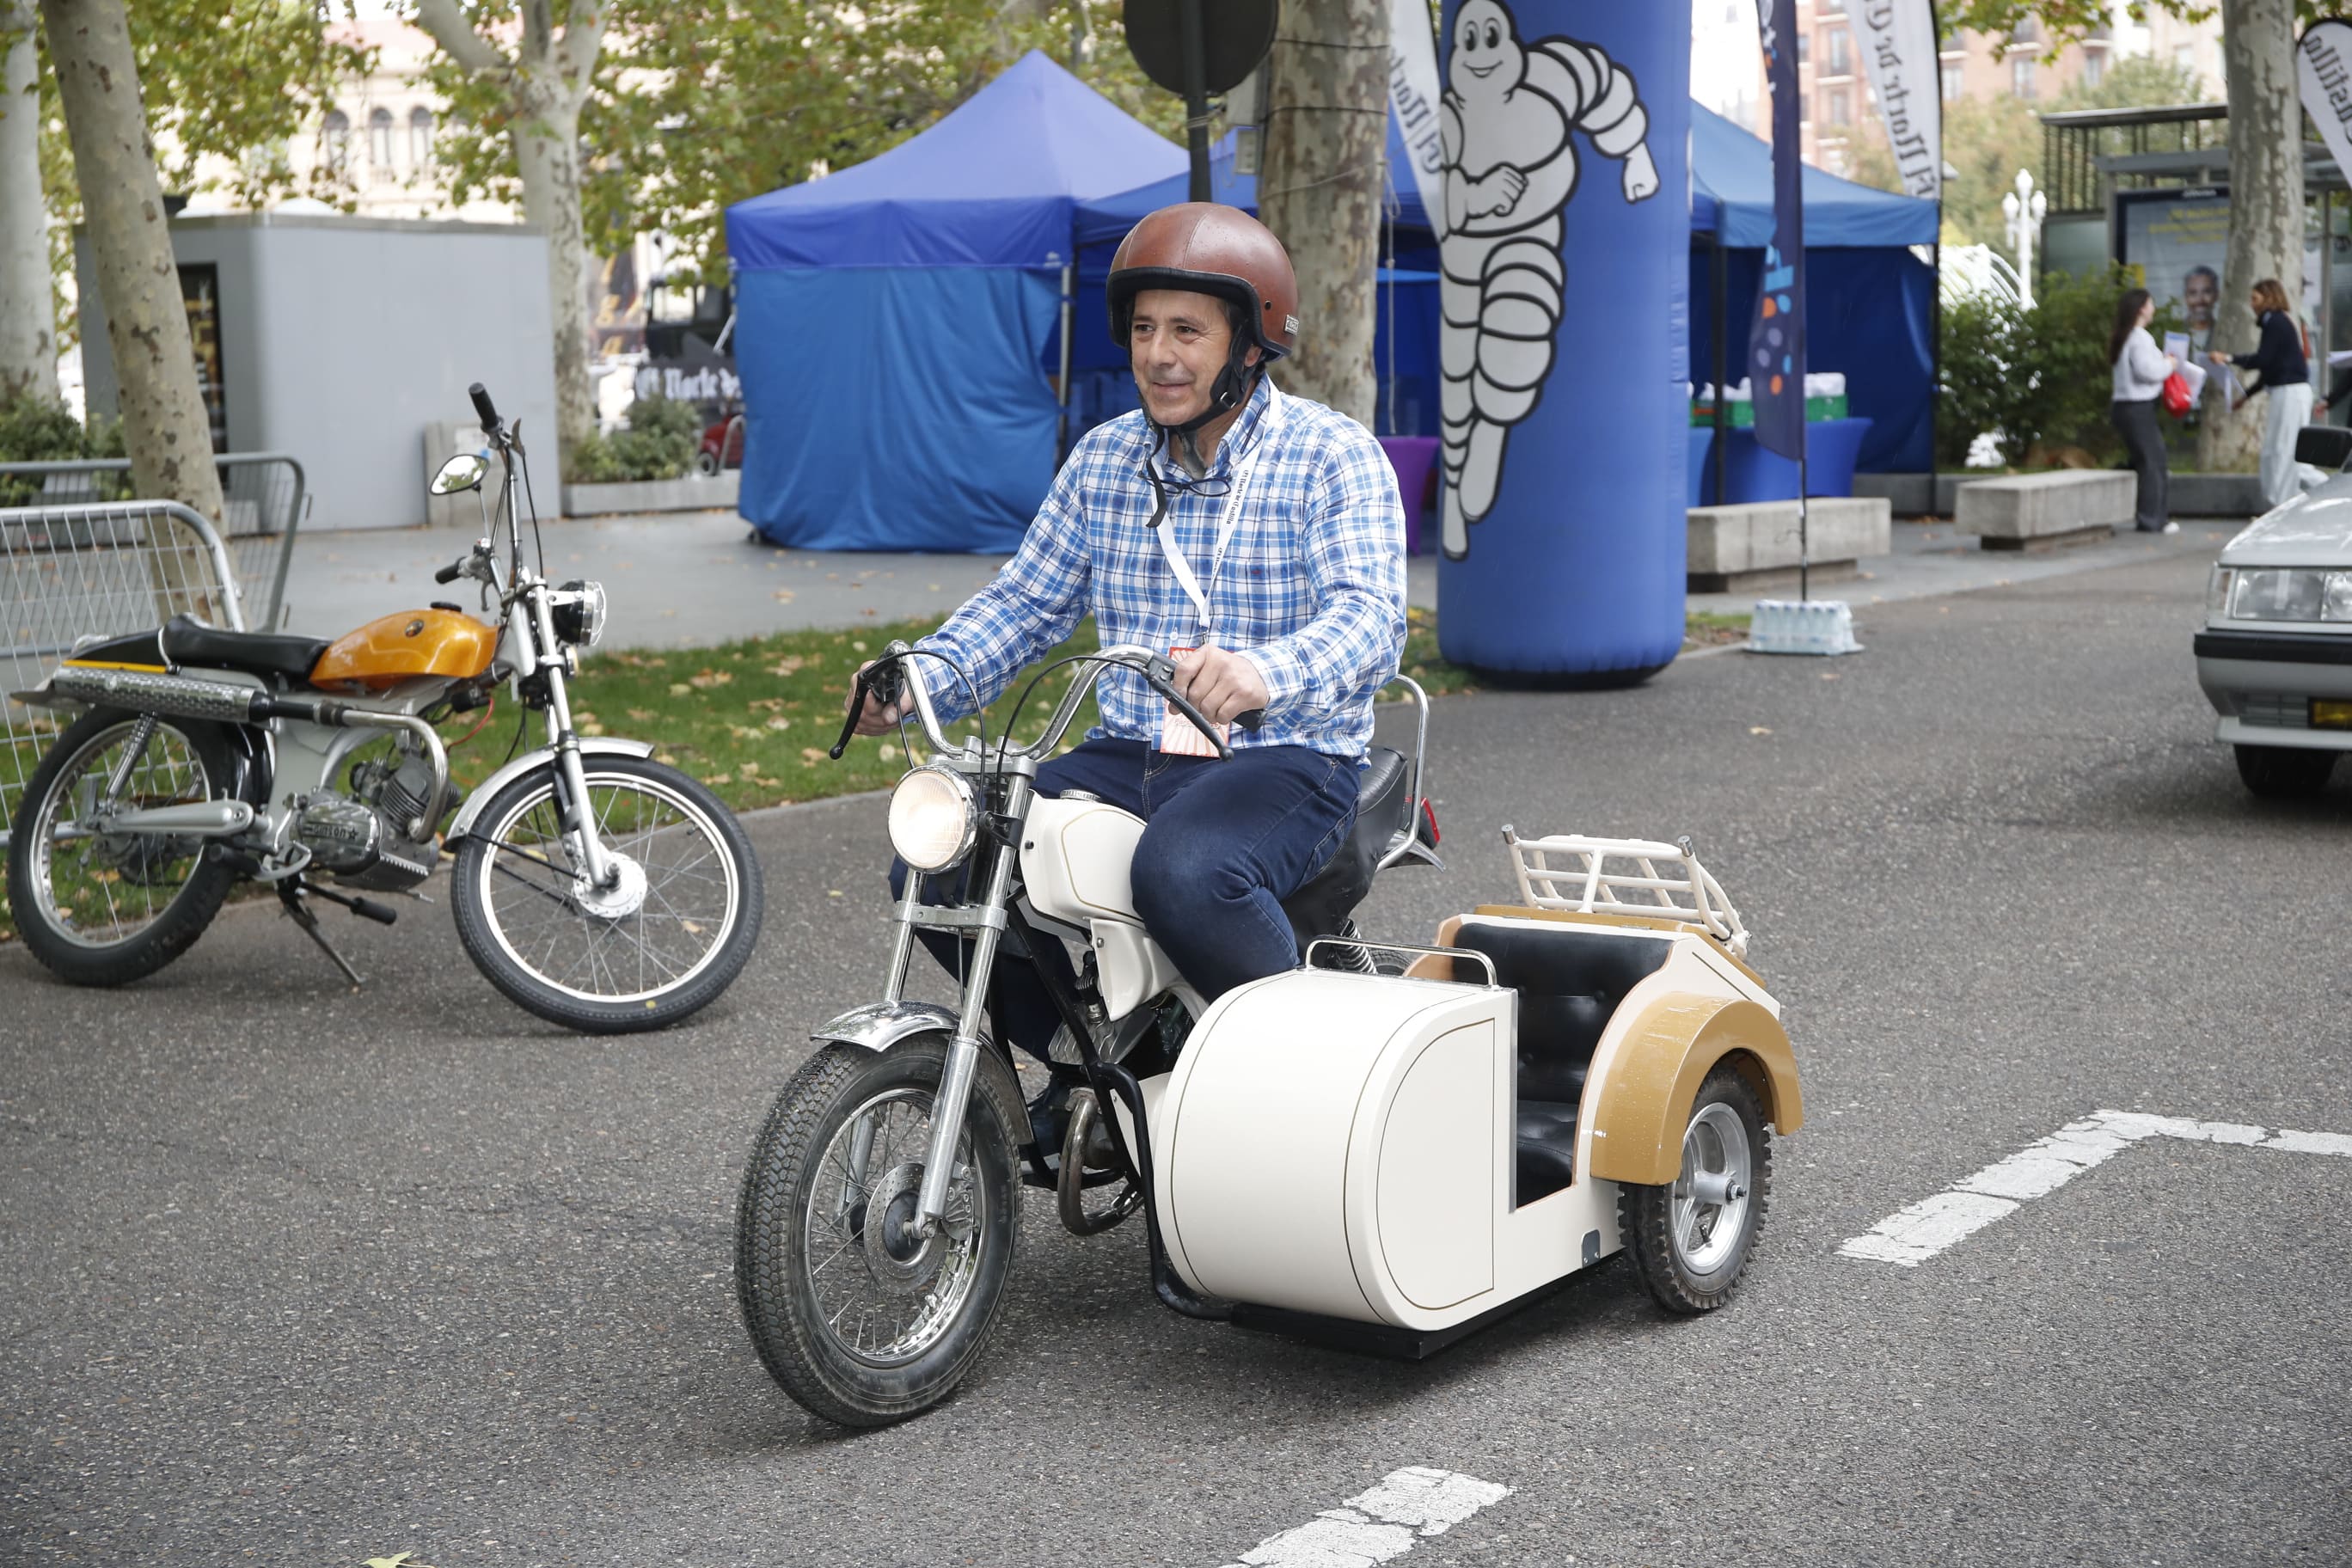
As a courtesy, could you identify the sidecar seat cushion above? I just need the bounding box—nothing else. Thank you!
[1515,1101,1581,1204]
[1453,917,1672,1205]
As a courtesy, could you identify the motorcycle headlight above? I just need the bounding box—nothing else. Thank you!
[887,764,978,873]
[550,580,608,649]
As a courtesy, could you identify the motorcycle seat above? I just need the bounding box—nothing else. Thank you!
[159,615,333,684]
[1280,744,1412,952]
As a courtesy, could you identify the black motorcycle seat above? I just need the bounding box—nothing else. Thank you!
[1280,745,1412,951]
[160,615,331,683]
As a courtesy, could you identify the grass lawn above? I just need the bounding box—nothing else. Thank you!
[0,606,1743,942]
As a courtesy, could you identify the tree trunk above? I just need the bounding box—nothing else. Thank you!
[0,0,58,403]
[2200,0,2302,475]
[40,0,229,625]
[1258,0,1389,424]
[508,86,596,469]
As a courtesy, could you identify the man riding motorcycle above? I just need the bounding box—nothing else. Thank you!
[844,203,1408,1143]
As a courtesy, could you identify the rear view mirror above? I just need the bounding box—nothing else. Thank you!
[2294,425,2352,473]
[430,451,487,496]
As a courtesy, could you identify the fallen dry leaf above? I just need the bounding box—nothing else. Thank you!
[1749,726,1773,736]
[773,588,796,603]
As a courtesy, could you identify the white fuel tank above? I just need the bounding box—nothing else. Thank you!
[1155,969,1516,1332]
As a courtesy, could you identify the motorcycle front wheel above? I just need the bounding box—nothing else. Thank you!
[449,755,763,1033]
[736,1036,1025,1428]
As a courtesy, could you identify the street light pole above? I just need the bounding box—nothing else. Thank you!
[2000,168,2047,309]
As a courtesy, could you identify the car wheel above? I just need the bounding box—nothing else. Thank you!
[2233,744,2336,799]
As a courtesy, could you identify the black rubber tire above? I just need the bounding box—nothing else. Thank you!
[736,1036,1025,1428]
[1618,1063,1773,1314]
[449,756,763,1033]
[6,707,241,987]
[2233,744,2337,799]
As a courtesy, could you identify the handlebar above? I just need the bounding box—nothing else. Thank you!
[469,382,502,436]
[434,559,464,585]
[831,641,1237,766]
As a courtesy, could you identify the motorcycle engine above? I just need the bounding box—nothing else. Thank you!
[294,750,444,891]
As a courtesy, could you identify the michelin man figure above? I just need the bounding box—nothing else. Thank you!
[1439,0,1658,560]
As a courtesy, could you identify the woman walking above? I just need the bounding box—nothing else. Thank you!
[2110,288,2177,534]
[2209,278,2312,508]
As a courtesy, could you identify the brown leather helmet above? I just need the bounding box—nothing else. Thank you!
[1107,202,1299,362]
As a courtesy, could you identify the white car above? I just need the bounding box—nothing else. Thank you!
[2194,426,2352,798]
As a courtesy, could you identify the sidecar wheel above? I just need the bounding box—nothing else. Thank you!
[1619,1063,1772,1314]
[735,1036,1024,1428]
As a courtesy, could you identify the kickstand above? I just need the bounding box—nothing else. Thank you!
[278,881,364,987]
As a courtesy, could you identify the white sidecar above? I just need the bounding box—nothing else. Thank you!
[1127,827,1804,1353]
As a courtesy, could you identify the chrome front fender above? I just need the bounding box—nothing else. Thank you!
[812,1000,968,1053]
[443,738,655,840]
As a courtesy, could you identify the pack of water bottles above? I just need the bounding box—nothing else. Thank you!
[1748,598,1863,657]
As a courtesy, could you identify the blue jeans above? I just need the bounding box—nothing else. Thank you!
[889,737,1360,1061]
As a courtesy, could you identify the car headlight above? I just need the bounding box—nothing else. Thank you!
[887,764,978,873]
[2208,566,2234,615]
[2226,567,2352,623]
[550,580,608,649]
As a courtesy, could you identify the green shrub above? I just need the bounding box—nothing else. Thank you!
[566,395,702,484]
[0,394,130,505]
[1939,265,2183,470]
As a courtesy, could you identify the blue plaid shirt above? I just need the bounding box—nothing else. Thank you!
[916,377,1406,759]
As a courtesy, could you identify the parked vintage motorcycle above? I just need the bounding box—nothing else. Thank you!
[7,383,763,1033]
[736,641,1800,1429]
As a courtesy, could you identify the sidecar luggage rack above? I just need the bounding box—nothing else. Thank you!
[1501,825,1749,958]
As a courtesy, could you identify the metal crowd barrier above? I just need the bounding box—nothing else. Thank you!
[1,499,244,849]
[0,453,306,630]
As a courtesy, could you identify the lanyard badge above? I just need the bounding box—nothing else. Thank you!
[1148,389,1285,756]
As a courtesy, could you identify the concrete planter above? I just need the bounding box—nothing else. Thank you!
[561,471,739,518]
[1859,470,2268,521]
[1687,497,1891,591]
[1955,470,2134,549]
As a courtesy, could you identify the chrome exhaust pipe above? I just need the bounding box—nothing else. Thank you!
[44,666,263,724]
[92,800,256,836]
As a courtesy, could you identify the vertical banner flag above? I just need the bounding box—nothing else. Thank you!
[1748,0,1806,461]
[1390,0,1446,221]
[2300,20,2352,186]
[1853,0,1941,202]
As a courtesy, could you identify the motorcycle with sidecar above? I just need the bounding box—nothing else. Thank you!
[734,643,1801,1426]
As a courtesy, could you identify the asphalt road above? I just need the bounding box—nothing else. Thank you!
[6,548,2349,1566]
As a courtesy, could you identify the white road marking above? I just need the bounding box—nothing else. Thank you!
[1217,1467,1510,1568]
[1841,1108,2352,1267]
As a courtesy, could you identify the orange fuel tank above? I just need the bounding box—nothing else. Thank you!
[310,609,498,690]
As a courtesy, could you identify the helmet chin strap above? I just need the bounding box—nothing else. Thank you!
[1148,342,1260,475]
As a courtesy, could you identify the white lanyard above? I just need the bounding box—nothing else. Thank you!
[1152,385,1286,640]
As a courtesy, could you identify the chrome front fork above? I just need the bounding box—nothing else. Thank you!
[536,629,614,890]
[910,775,1032,1238]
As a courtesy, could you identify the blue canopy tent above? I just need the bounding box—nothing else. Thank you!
[725,52,1185,550]
[1685,102,1941,477]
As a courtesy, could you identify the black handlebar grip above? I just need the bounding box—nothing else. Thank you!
[434,560,463,585]
[1139,661,1232,761]
[1233,707,1265,732]
[468,382,501,432]
[830,664,884,760]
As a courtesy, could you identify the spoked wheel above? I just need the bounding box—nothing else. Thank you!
[449,756,763,1032]
[736,1036,1025,1427]
[1620,1063,1773,1314]
[5,707,242,986]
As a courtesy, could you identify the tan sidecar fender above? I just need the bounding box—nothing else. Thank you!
[1586,995,1804,1187]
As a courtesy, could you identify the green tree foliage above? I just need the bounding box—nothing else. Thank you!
[568,392,701,482]
[1939,265,2184,469]
[1847,56,2205,248]
[0,390,125,502]
[416,2,1181,285]
[34,2,374,345]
